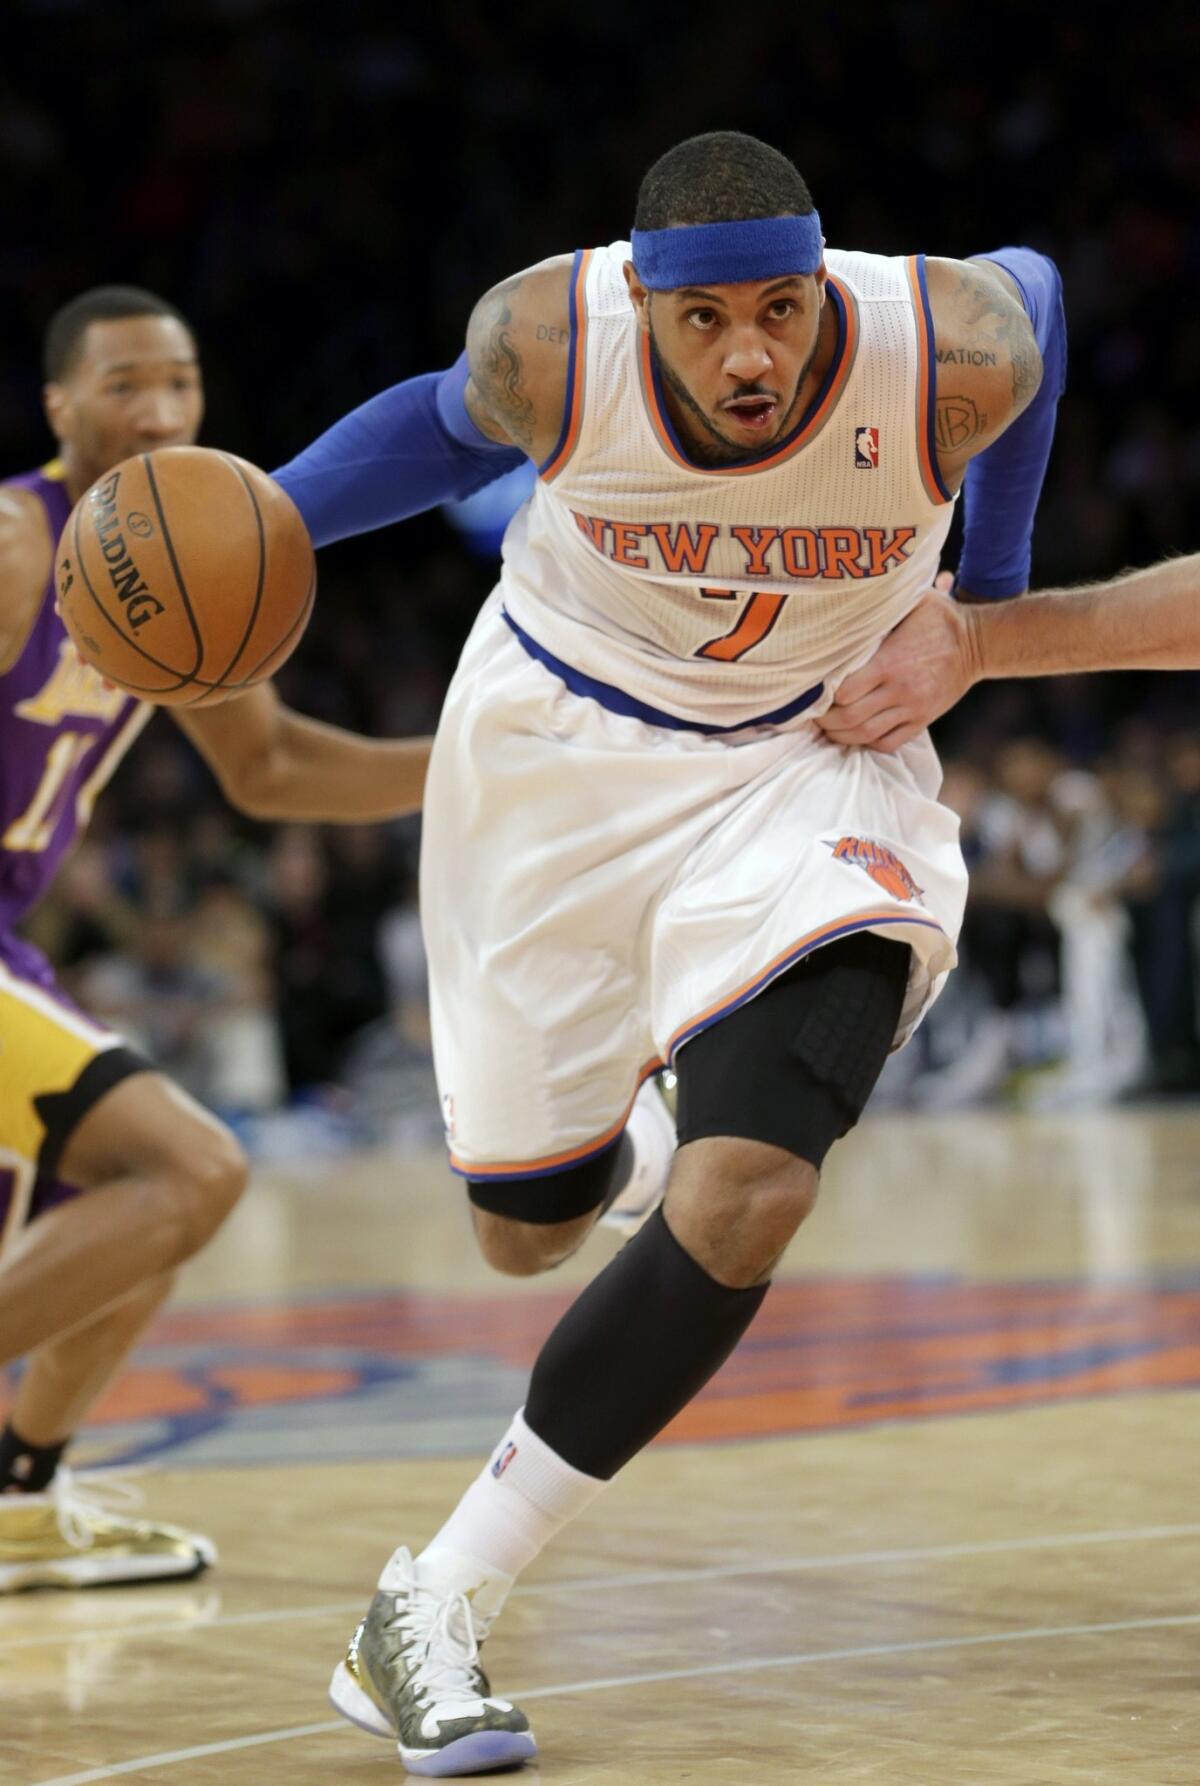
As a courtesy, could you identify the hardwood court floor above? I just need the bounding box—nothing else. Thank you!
[5,1108,1200,1785]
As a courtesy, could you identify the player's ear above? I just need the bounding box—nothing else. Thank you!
[814,263,828,307]
[623,262,651,331]
[43,382,70,444]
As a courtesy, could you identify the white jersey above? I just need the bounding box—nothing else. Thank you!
[500,242,956,730]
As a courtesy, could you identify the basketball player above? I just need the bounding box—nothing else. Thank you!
[272,131,1065,1773]
[0,285,438,1589]
[817,556,1200,747]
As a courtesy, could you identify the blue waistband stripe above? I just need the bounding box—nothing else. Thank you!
[502,609,823,734]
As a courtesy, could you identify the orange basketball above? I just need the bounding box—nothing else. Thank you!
[54,445,315,707]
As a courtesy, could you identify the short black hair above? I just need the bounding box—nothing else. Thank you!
[43,285,192,382]
[635,131,815,232]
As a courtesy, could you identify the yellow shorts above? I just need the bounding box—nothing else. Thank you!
[0,938,147,1250]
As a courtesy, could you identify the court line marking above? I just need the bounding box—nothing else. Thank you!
[7,1518,1200,1655]
[521,1519,1200,1595]
[33,1610,1200,1785]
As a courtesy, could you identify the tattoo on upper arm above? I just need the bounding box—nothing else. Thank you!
[469,279,538,452]
[1008,326,1040,411]
[945,264,1042,425]
[935,347,997,366]
[935,395,988,453]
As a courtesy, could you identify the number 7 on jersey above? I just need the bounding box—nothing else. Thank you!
[695,588,789,663]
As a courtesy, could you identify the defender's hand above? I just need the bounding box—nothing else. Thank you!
[817,573,982,753]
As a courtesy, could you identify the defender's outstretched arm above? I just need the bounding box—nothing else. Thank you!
[821,555,1200,752]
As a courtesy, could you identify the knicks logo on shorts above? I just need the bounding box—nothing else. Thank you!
[829,835,923,903]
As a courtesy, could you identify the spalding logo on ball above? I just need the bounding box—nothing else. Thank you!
[55,445,315,707]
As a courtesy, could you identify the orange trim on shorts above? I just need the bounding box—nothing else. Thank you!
[538,249,593,483]
[447,1054,663,1180]
[664,907,948,1062]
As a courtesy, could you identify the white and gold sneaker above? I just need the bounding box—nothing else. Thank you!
[329,1547,535,1777]
[0,1468,215,1591]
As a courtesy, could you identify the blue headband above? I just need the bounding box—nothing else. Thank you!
[630,213,823,290]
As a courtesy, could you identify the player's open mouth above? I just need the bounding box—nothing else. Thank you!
[721,396,778,431]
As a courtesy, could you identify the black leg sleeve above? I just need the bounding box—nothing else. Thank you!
[523,1206,768,1479]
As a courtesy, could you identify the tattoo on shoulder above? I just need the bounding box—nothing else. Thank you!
[1008,327,1040,410]
[945,263,1041,415]
[935,346,997,366]
[469,279,538,452]
[935,394,988,454]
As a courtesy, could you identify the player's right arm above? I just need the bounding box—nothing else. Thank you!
[462,257,574,464]
[270,256,575,550]
[0,488,54,672]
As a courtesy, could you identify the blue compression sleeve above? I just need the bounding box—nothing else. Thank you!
[271,354,526,549]
[955,247,1067,601]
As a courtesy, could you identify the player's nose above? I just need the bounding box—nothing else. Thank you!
[722,334,773,382]
[134,395,188,443]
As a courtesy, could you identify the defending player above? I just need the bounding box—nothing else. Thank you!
[273,131,1065,1773]
[0,286,437,1587]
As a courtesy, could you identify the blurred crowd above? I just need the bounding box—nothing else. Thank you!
[891,730,1200,1111]
[4,0,1200,1132]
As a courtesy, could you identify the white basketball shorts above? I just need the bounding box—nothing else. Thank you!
[421,594,967,1181]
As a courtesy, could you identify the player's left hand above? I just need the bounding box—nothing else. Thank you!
[816,572,981,753]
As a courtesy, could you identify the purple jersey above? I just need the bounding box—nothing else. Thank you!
[0,462,149,930]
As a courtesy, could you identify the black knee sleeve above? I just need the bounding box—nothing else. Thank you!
[466,1132,631,1224]
[524,1205,767,1479]
[675,931,910,1168]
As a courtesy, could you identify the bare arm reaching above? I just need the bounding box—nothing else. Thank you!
[174,681,431,821]
[820,554,1200,753]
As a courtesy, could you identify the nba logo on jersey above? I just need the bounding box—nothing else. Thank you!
[854,426,880,469]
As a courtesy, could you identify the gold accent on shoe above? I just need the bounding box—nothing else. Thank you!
[0,1469,215,1591]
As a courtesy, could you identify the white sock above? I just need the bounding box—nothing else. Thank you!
[407,1409,606,1621]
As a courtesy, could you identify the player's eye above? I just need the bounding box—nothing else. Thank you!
[106,382,133,397]
[766,300,796,321]
[686,308,718,332]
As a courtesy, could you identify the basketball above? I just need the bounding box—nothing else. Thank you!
[54,445,315,706]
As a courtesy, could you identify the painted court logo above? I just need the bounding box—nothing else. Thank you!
[491,1441,518,1480]
[854,425,879,469]
[830,835,923,903]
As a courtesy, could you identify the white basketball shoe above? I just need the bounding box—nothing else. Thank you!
[329,1547,535,1776]
[599,1072,677,1233]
